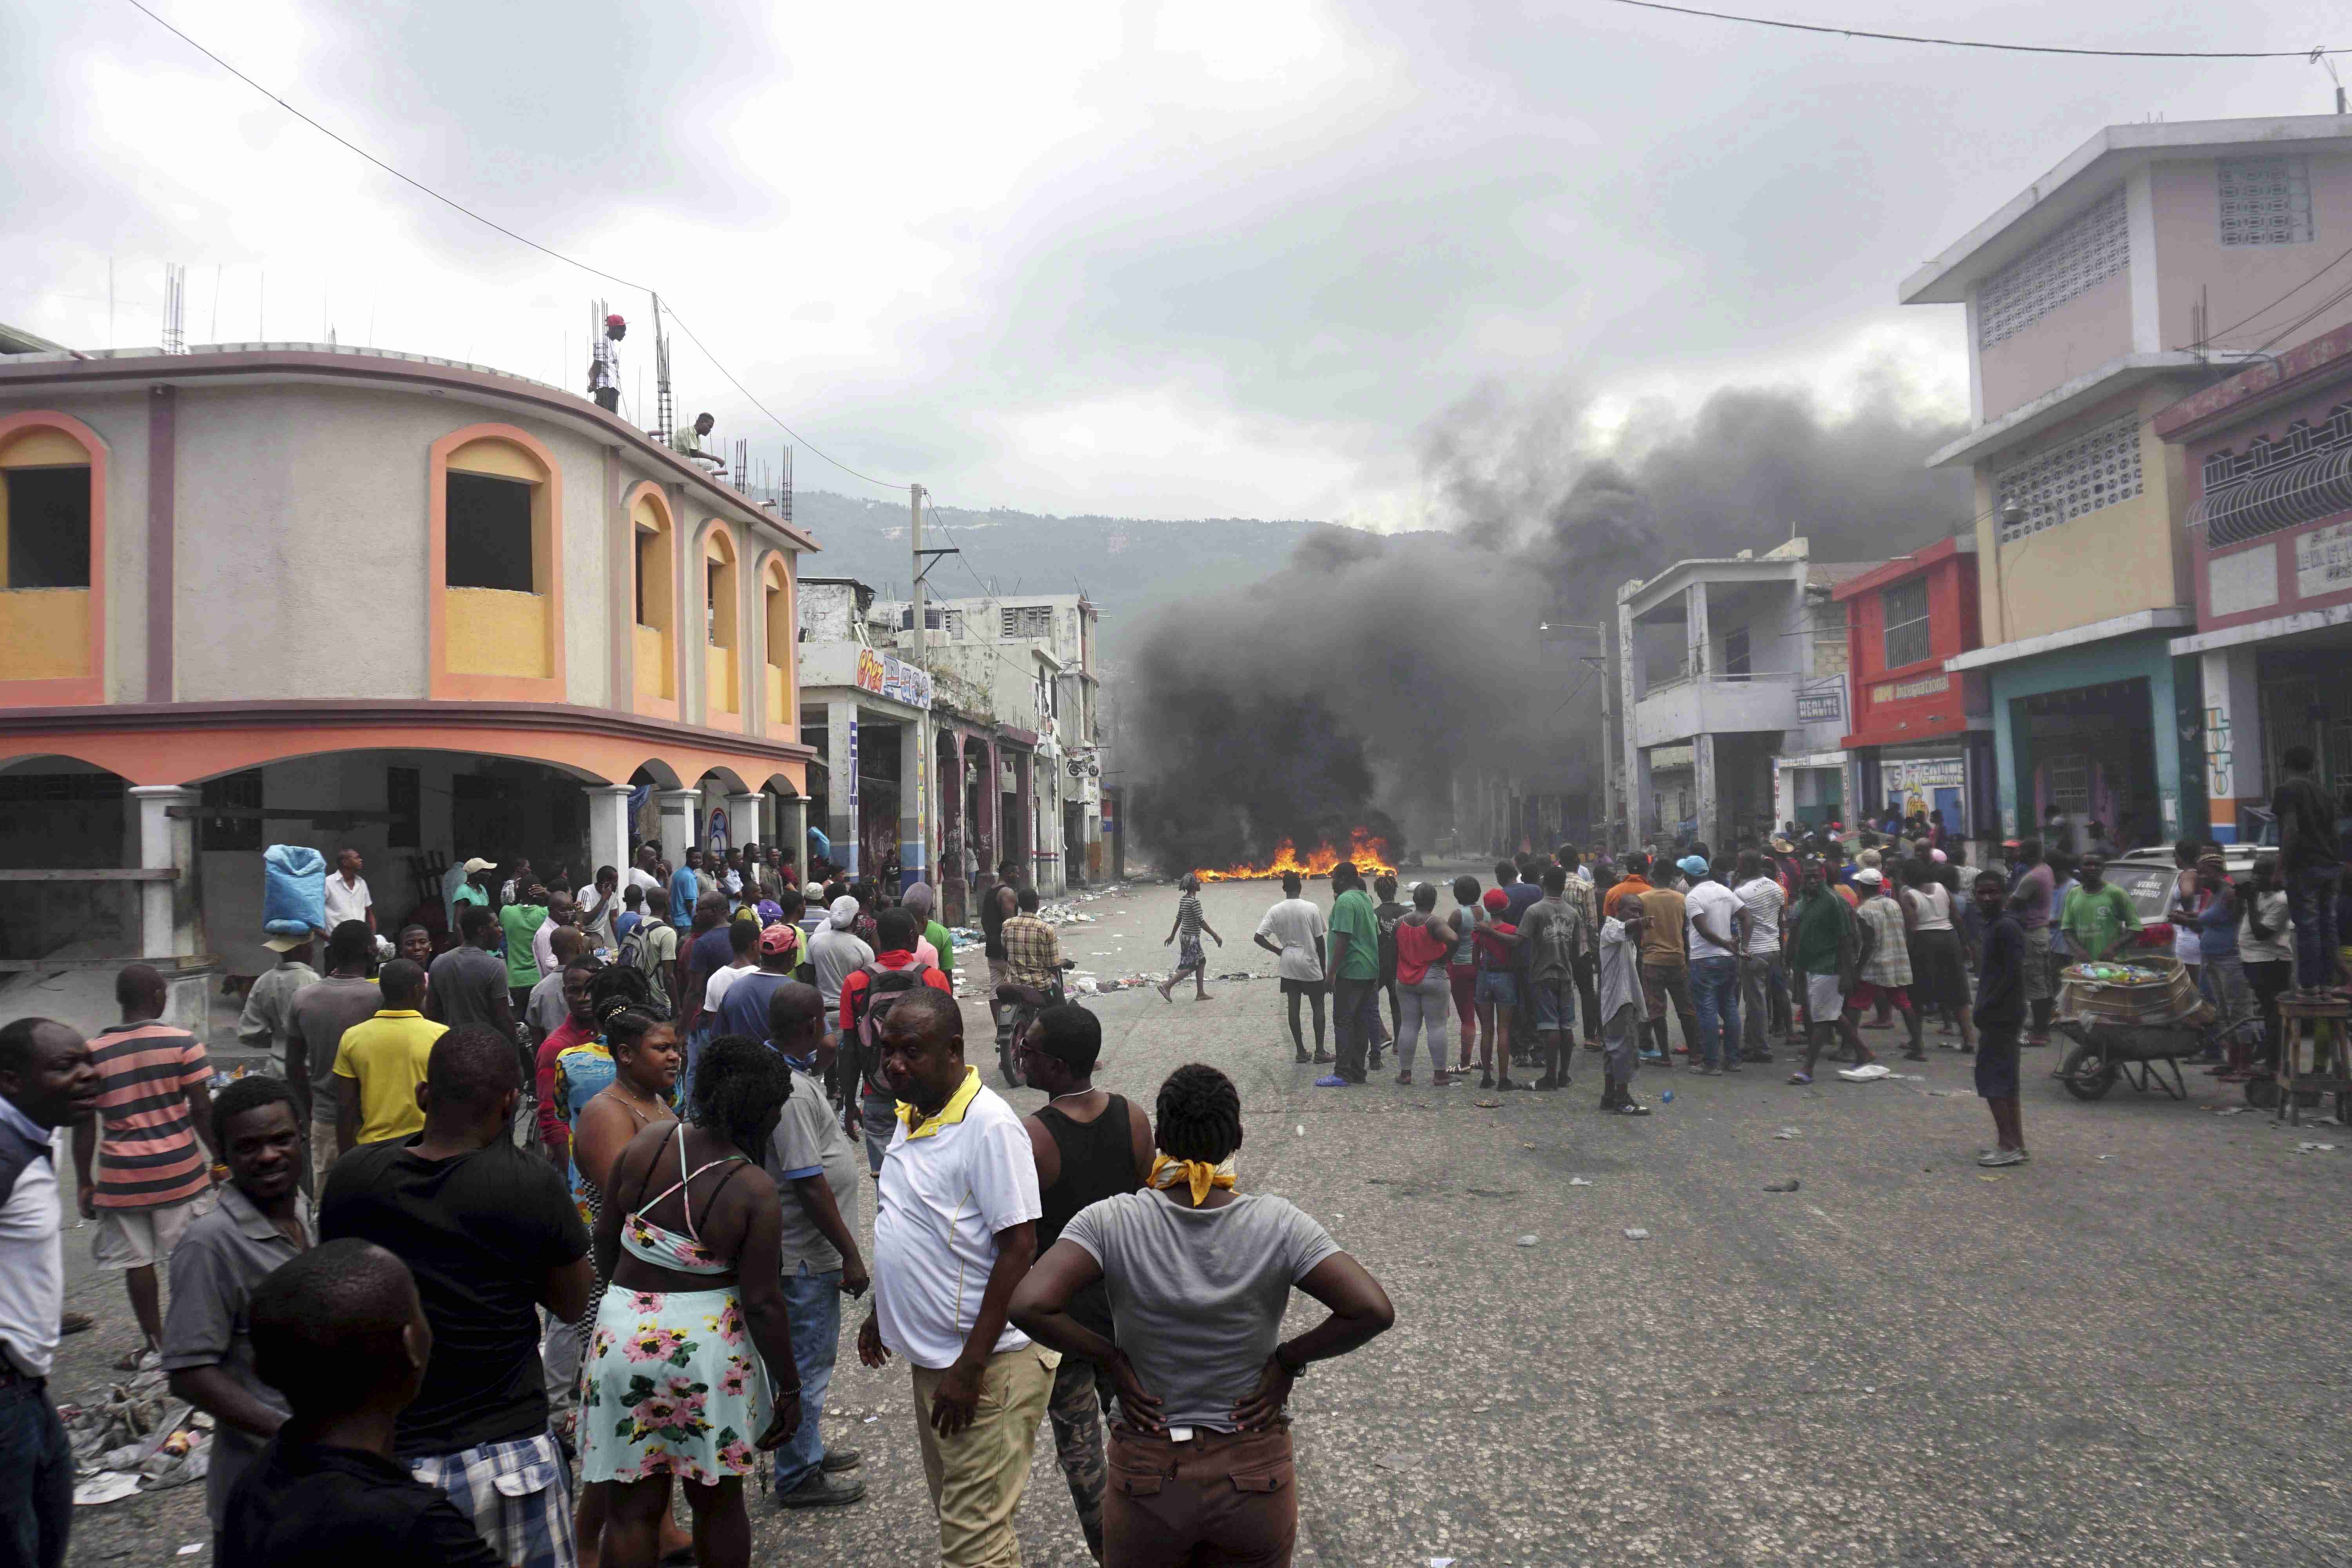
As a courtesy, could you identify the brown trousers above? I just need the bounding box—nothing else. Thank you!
[1105,1423,1296,1568]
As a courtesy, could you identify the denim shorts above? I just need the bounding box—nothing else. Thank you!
[1528,977,1573,1032]
[1473,969,1518,1007]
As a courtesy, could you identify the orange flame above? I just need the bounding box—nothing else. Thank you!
[1195,829,1396,883]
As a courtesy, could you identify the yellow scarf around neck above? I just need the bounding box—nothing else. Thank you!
[1149,1152,1237,1205]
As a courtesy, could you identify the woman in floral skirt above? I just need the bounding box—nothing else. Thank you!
[581,1035,801,1567]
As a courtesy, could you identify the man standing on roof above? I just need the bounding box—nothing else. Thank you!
[588,313,624,413]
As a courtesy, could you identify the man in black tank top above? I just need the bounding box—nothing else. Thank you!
[1017,1005,1153,1564]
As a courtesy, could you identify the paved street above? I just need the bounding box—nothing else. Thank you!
[55,868,2352,1566]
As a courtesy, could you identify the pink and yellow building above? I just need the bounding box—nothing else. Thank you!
[0,340,815,985]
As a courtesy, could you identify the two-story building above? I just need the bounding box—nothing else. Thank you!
[0,339,819,1008]
[1833,535,1996,851]
[2155,321,2352,840]
[1903,115,2352,849]
[1618,539,1874,848]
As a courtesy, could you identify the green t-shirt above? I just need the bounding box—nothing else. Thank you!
[2061,882,2140,961]
[1789,889,1847,976]
[924,919,955,980]
[498,902,548,990]
[1328,889,1380,981]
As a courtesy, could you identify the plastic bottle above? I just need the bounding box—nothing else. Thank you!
[1659,1089,1674,1103]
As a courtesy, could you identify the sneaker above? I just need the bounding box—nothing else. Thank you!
[1721,1063,1743,1074]
[1314,1074,1351,1088]
[1787,1071,1813,1085]
[776,1470,867,1508]
[1693,1064,1723,1077]
[1976,1147,2027,1168]
[1532,1074,1558,1090]
[1615,1099,1652,1115]
[1639,1049,1666,1063]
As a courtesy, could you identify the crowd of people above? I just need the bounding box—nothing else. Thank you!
[0,834,1396,1568]
[1220,773,2349,1171]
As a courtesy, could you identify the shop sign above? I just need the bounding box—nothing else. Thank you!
[854,647,935,710]
[1649,744,1694,769]
[1870,673,1949,704]
[1796,690,1843,722]
[1882,755,1964,791]
[2296,521,2352,601]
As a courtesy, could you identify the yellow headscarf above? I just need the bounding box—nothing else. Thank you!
[1149,1151,1237,1205]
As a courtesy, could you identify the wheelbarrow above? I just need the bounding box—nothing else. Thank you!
[2051,1020,2204,1102]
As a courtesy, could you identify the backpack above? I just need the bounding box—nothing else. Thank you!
[615,922,647,973]
[851,961,936,1091]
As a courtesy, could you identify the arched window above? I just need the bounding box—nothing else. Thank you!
[762,555,793,727]
[631,487,676,709]
[0,412,105,700]
[703,524,739,719]
[429,424,564,700]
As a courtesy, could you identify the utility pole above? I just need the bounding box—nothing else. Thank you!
[907,484,930,896]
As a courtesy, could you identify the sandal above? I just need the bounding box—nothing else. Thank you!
[1787,1071,1813,1085]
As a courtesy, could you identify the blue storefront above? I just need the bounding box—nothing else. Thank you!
[1949,613,2205,850]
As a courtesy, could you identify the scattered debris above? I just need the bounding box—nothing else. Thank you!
[1473,1098,1502,1109]
[1568,1176,1594,1187]
[1659,1090,1674,1103]
[1375,1451,1417,1471]
[2213,1106,2255,1116]
[71,1474,140,1508]
[1837,1063,1893,1082]
[2296,1142,2337,1153]
[176,1545,204,1557]
[1515,1234,1539,1247]
[1763,1179,1800,1193]
[1622,1227,1651,1240]
[1774,1127,1803,1140]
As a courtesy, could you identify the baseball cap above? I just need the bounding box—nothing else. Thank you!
[1677,855,1708,878]
[758,923,800,955]
[1853,867,1884,886]
[461,857,496,874]
[1482,888,1509,912]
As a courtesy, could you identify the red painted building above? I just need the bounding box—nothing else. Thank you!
[1834,535,1998,846]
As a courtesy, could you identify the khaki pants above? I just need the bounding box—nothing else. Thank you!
[1106,1423,1298,1568]
[911,1345,1058,1566]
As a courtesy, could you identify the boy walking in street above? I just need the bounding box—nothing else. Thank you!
[1972,869,2030,1167]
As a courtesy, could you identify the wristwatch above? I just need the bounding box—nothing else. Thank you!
[1273,1343,1306,1377]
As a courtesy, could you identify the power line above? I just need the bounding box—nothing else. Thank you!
[1593,0,2347,58]
[2180,236,2352,349]
[120,0,910,495]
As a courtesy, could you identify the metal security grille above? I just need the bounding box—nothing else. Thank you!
[2219,156,2314,247]
[1881,579,1931,670]
[1000,605,1052,638]
[1996,416,2144,540]
[2192,404,2352,545]
[1976,186,2130,349]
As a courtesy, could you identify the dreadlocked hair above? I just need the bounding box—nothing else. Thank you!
[1154,1063,1242,1164]
[588,964,667,1051]
[693,1034,791,1156]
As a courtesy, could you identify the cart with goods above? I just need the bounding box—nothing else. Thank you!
[2051,956,2213,1102]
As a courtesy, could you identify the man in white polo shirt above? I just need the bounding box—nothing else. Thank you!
[858,989,1056,1568]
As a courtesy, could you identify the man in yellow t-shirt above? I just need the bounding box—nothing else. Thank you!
[332,959,447,1154]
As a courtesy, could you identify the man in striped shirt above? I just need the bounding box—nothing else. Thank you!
[70,964,221,1369]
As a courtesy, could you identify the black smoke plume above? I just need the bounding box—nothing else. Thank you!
[1122,372,1971,872]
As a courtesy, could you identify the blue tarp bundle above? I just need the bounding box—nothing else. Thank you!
[262,844,326,937]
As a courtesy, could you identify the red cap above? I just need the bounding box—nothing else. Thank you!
[758,923,799,956]
[1482,888,1509,911]
[605,314,626,328]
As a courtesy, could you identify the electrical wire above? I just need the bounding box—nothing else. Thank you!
[2183,236,2352,349]
[120,0,911,495]
[1593,0,2347,59]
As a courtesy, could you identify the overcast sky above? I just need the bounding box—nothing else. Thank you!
[4,0,2341,526]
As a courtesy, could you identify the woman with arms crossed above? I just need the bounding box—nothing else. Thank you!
[1011,1063,1394,1568]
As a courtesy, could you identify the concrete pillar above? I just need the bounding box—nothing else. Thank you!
[1633,749,1656,841]
[1695,733,1719,849]
[979,737,1001,877]
[828,704,860,877]
[940,730,967,921]
[1686,580,1710,681]
[897,714,928,892]
[776,796,809,875]
[655,789,698,873]
[723,793,763,857]
[129,786,205,1030]
[2192,649,2267,846]
[585,785,633,880]
[1617,602,1641,851]
[1013,751,1034,886]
